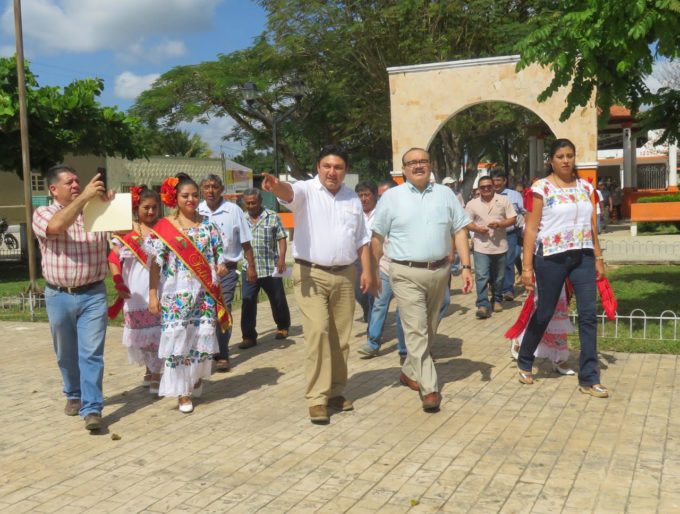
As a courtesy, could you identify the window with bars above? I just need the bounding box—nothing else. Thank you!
[31,173,47,192]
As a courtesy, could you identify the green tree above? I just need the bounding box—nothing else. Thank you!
[0,56,147,178]
[147,128,213,158]
[232,142,275,174]
[133,0,548,180]
[517,0,680,143]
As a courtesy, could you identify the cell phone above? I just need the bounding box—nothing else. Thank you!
[97,167,107,190]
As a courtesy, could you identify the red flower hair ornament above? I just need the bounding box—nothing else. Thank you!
[160,177,179,208]
[130,185,143,210]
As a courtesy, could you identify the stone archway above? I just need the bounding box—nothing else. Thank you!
[387,55,598,179]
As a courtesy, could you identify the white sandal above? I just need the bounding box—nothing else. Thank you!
[553,361,575,376]
[178,396,193,413]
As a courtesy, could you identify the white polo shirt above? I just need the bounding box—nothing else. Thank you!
[280,176,370,266]
[198,199,252,263]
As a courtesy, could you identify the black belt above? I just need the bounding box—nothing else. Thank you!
[46,280,103,294]
[391,257,449,270]
[294,259,351,273]
[224,262,238,270]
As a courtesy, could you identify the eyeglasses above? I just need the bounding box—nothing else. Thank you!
[404,159,430,168]
[479,185,493,190]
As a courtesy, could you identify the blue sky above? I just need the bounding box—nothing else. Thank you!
[0,0,268,156]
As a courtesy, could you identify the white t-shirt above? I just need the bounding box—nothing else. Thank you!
[532,178,595,257]
[280,176,370,266]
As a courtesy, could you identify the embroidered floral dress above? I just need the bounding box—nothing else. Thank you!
[533,286,574,363]
[112,236,163,373]
[532,178,594,256]
[144,219,223,397]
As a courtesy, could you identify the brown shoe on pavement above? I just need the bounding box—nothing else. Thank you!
[399,372,420,392]
[215,358,230,372]
[476,307,490,319]
[238,338,257,349]
[84,413,102,431]
[328,396,354,411]
[493,302,503,313]
[309,405,329,424]
[64,399,81,416]
[274,329,289,340]
[422,392,442,412]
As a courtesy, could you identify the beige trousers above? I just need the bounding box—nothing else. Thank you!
[293,263,356,407]
[389,262,450,394]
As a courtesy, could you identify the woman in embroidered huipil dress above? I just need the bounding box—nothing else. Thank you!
[145,173,226,413]
[109,187,163,392]
[517,138,609,398]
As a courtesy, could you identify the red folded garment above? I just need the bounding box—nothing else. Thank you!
[597,276,618,321]
[504,293,535,339]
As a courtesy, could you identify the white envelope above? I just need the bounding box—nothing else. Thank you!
[83,193,133,232]
[272,267,293,278]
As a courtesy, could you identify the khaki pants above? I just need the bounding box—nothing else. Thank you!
[293,263,356,407]
[390,262,450,394]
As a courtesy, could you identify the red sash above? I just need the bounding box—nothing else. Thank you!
[112,231,148,267]
[152,218,232,332]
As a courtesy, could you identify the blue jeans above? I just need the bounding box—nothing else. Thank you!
[517,249,599,386]
[241,276,291,340]
[502,231,520,296]
[473,251,506,309]
[44,282,108,417]
[366,271,406,356]
[215,268,239,360]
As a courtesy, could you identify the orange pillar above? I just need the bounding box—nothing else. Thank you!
[576,162,598,186]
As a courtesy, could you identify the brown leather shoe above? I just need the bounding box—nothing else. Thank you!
[84,413,102,431]
[422,392,442,412]
[215,358,230,372]
[399,372,420,392]
[328,396,354,411]
[64,399,81,416]
[275,329,289,340]
[238,338,257,349]
[309,405,329,424]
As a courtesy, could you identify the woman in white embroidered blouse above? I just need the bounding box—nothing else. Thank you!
[517,138,609,398]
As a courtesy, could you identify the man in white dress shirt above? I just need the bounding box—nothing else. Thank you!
[354,181,378,323]
[198,174,257,372]
[262,146,374,424]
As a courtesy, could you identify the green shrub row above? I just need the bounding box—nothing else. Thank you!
[636,193,680,203]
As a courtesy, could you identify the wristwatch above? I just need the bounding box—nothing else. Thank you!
[461,264,472,270]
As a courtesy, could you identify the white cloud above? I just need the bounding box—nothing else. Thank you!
[1,0,219,60]
[114,71,160,100]
[118,39,187,64]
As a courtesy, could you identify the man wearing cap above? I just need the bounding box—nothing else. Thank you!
[32,165,112,432]
[262,145,373,424]
[371,148,472,412]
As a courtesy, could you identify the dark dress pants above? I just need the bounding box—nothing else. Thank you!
[241,276,291,341]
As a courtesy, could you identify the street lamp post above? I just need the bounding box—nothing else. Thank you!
[242,80,305,177]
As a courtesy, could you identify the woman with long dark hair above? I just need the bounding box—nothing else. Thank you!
[108,186,163,392]
[517,138,609,398]
[146,173,230,413]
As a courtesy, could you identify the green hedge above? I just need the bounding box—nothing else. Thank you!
[636,193,680,203]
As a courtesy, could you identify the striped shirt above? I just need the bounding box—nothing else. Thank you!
[242,208,287,277]
[32,203,109,287]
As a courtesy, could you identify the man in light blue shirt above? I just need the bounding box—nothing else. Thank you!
[371,147,473,413]
[491,168,525,301]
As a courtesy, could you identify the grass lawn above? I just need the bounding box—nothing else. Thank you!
[567,264,680,354]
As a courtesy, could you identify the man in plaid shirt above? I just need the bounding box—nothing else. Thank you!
[32,165,111,432]
[238,189,291,349]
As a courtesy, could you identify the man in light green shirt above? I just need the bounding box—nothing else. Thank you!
[371,148,473,412]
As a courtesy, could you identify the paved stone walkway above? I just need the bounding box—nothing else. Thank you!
[1,280,679,513]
